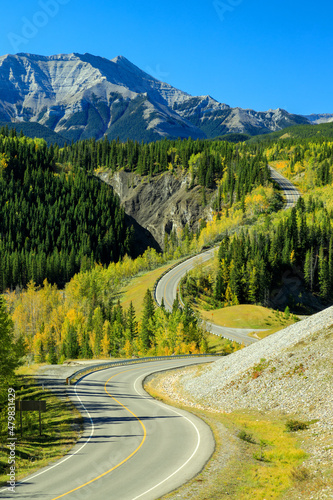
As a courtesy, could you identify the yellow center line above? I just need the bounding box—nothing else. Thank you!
[51,368,147,500]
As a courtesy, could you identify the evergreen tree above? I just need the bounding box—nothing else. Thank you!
[46,326,58,364]
[0,297,24,380]
[140,289,155,351]
[126,301,137,340]
[318,247,329,299]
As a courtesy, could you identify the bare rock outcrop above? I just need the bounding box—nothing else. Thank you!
[99,169,215,249]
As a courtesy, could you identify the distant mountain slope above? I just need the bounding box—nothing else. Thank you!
[305,113,333,124]
[174,98,309,138]
[0,52,205,142]
[0,121,68,146]
[248,121,333,142]
[0,52,320,142]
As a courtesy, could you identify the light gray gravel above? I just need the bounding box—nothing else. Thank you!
[156,306,333,499]
[171,305,333,415]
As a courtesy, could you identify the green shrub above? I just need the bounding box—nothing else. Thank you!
[285,419,309,432]
[238,430,256,444]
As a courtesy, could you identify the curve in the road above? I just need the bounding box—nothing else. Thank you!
[1,358,216,500]
[50,368,148,500]
[155,166,302,345]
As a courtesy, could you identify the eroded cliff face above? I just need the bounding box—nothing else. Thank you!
[99,170,216,249]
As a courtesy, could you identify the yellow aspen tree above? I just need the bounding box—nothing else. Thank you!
[101,330,110,358]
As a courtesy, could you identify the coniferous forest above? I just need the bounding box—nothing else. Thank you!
[1,124,333,365]
[0,126,273,292]
[0,129,133,291]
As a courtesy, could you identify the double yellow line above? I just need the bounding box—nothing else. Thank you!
[51,369,147,500]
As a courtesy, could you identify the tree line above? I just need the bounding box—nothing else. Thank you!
[0,132,132,292]
[56,135,271,200]
[183,196,333,312]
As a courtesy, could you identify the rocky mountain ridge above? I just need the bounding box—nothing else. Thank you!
[0,52,312,142]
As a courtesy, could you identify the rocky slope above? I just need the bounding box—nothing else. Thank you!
[99,169,215,249]
[0,52,310,142]
[161,307,333,416]
[152,307,333,498]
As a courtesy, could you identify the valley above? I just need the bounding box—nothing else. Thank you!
[1,58,333,499]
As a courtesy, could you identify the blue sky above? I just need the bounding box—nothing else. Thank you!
[1,0,332,115]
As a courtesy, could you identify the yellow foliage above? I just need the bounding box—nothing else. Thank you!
[101,331,110,358]
[245,185,273,216]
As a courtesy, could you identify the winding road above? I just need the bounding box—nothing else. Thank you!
[1,167,302,500]
[155,252,259,345]
[0,358,216,500]
[155,166,301,346]
[268,166,301,209]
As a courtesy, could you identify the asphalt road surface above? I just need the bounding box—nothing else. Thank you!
[155,166,301,346]
[0,358,217,500]
[268,166,301,209]
[155,253,259,346]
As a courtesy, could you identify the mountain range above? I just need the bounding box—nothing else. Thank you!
[0,52,332,143]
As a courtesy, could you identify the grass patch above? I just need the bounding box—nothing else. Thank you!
[200,304,297,336]
[15,363,47,377]
[145,374,308,500]
[0,378,82,485]
[119,261,181,316]
[206,333,241,354]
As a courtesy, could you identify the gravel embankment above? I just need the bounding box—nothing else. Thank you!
[155,307,333,499]
[160,306,333,418]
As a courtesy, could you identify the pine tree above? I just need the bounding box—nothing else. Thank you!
[0,297,24,380]
[46,326,58,364]
[140,289,155,351]
[172,294,180,314]
[304,248,315,291]
[318,247,329,299]
[247,266,258,304]
[126,301,137,340]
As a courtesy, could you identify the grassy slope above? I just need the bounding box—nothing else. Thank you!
[200,304,297,337]
[0,375,82,485]
[146,376,308,500]
[119,262,179,317]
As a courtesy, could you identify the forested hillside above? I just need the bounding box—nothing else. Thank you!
[57,136,273,206]
[183,137,333,313]
[0,128,132,291]
[0,128,278,293]
[249,121,333,142]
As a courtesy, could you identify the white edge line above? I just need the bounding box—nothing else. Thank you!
[0,383,95,494]
[130,371,202,500]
